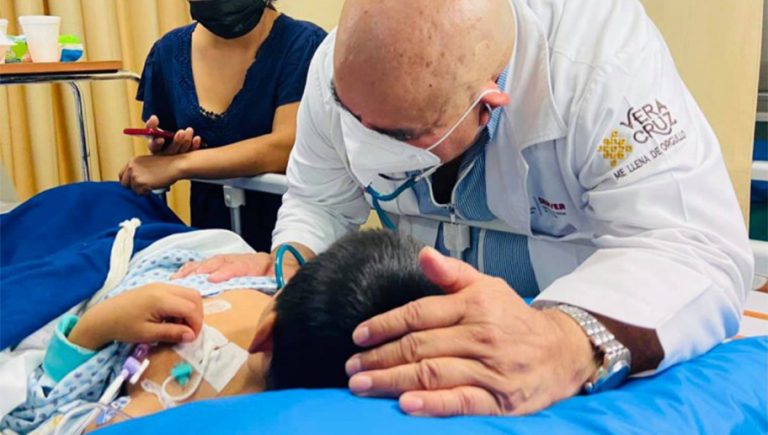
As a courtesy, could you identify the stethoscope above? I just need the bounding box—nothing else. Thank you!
[365,169,438,231]
[274,243,306,289]
[360,91,500,231]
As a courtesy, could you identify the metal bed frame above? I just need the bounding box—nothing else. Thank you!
[198,159,768,279]
[0,64,141,181]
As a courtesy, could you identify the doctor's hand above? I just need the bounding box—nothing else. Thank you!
[119,154,185,195]
[173,243,313,283]
[345,248,598,417]
[172,253,279,283]
[68,284,203,351]
[146,115,202,155]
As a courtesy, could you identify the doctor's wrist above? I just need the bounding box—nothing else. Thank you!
[542,308,600,384]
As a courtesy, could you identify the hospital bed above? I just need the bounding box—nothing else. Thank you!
[754,160,768,280]
[1,181,765,434]
[102,174,768,434]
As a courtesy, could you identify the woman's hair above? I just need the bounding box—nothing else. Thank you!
[266,230,443,389]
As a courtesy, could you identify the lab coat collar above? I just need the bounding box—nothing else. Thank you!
[501,0,567,150]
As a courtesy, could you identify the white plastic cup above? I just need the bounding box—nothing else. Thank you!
[0,19,8,64]
[18,15,61,62]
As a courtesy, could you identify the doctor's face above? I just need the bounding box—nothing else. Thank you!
[332,79,497,164]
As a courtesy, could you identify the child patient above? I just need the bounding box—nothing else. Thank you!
[2,230,441,433]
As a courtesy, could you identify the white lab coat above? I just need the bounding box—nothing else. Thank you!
[273,0,753,371]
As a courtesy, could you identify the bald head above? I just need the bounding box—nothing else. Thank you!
[334,0,515,136]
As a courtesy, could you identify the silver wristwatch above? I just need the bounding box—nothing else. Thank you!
[552,304,631,394]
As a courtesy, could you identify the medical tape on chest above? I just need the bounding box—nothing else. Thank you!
[203,299,232,315]
[172,324,248,392]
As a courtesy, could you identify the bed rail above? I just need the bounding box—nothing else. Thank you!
[197,168,768,284]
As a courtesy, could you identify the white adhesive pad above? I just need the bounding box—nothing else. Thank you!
[172,324,248,392]
[203,299,232,316]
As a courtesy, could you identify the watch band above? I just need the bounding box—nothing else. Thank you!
[552,304,632,393]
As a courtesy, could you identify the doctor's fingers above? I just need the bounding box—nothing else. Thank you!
[346,325,490,375]
[400,382,555,417]
[208,252,273,283]
[399,386,504,417]
[171,255,264,281]
[348,357,495,398]
[172,258,219,279]
[352,293,467,348]
[419,247,488,294]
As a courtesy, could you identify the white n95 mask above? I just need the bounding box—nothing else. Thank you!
[340,109,442,188]
[340,88,501,188]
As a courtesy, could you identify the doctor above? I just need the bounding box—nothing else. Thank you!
[175,0,753,416]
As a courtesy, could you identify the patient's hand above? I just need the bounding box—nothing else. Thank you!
[68,284,204,350]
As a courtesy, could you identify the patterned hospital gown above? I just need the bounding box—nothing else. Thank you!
[0,248,276,433]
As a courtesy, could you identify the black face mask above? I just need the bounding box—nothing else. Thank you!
[190,0,267,40]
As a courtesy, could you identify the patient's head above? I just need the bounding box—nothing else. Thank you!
[252,230,443,390]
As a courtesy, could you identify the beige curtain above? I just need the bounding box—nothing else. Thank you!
[0,0,193,219]
[641,0,763,225]
[0,0,760,225]
[0,0,344,223]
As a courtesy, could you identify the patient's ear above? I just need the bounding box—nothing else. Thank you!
[248,311,276,354]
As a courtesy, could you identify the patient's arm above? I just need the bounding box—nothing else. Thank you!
[118,290,271,423]
[68,284,204,350]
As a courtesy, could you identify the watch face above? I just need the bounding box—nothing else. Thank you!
[586,360,631,394]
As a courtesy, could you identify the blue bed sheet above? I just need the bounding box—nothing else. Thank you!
[3,182,766,433]
[101,337,767,435]
[0,182,191,349]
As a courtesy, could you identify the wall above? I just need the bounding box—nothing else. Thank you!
[762,3,768,92]
[1,0,760,224]
[640,0,763,224]
[277,0,344,31]
[284,0,764,223]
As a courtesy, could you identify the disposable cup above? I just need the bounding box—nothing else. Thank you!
[0,19,8,64]
[18,15,60,62]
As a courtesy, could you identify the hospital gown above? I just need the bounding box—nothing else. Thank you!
[0,248,276,433]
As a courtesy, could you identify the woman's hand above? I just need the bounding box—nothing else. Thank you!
[68,284,204,351]
[118,154,186,195]
[146,115,202,155]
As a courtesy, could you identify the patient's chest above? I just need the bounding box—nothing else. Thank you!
[121,289,271,420]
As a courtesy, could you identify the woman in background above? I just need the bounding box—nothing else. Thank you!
[119,0,326,251]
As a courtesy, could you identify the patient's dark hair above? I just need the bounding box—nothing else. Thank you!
[267,230,442,390]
